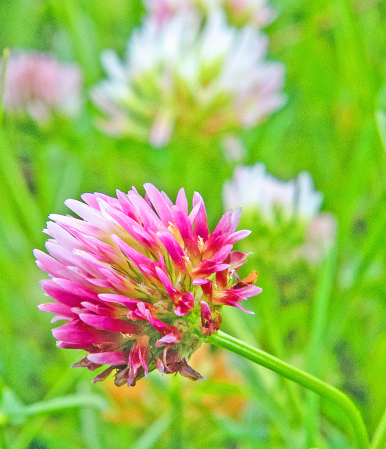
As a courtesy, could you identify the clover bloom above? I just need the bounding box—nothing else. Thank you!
[223,163,336,262]
[1,51,83,123]
[35,184,261,387]
[91,10,285,147]
[223,163,323,224]
[145,0,275,28]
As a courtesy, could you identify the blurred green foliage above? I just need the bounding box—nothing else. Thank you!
[1,0,386,448]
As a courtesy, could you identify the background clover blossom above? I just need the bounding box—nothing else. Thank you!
[223,163,336,265]
[91,10,285,147]
[35,184,261,387]
[145,0,275,28]
[223,163,324,224]
[0,50,83,123]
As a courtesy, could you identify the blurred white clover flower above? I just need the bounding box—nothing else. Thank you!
[145,0,275,28]
[223,163,337,262]
[91,10,285,147]
[0,50,83,123]
[223,163,323,223]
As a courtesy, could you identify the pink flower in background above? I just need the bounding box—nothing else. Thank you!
[145,0,275,28]
[91,10,285,147]
[35,184,261,387]
[1,51,83,123]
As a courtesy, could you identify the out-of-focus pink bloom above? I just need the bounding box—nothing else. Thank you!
[35,184,261,387]
[145,0,275,28]
[221,134,247,162]
[91,10,285,147]
[223,163,323,223]
[301,213,337,263]
[1,51,83,123]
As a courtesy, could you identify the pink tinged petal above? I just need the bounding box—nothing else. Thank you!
[172,206,200,260]
[230,208,242,233]
[38,302,77,320]
[188,201,201,225]
[226,229,252,245]
[111,235,157,275]
[73,250,108,274]
[87,351,129,366]
[201,301,212,322]
[216,269,228,289]
[174,292,194,316]
[49,214,101,238]
[228,251,249,270]
[70,231,122,262]
[80,301,117,318]
[157,232,187,272]
[45,242,94,277]
[192,260,230,277]
[157,251,167,273]
[192,193,209,241]
[97,268,128,293]
[64,199,107,227]
[44,221,85,251]
[230,285,263,298]
[81,192,123,212]
[155,266,180,298]
[212,244,233,263]
[200,301,222,336]
[144,183,174,226]
[34,249,66,277]
[127,190,167,233]
[98,293,141,309]
[52,278,101,303]
[193,278,213,297]
[155,332,180,346]
[79,314,140,334]
[116,190,141,222]
[212,210,233,236]
[107,208,158,251]
[156,357,165,374]
[160,191,173,208]
[176,188,188,214]
[41,279,84,308]
[57,341,97,351]
[79,193,101,211]
[52,320,120,346]
[137,335,149,377]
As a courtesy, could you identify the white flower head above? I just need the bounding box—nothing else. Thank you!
[223,163,323,224]
[92,10,285,147]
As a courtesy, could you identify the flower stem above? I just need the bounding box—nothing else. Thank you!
[370,408,386,449]
[206,330,369,449]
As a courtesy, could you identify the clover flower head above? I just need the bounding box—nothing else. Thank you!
[35,184,261,387]
[223,163,323,224]
[1,50,83,123]
[91,10,285,147]
[145,0,275,28]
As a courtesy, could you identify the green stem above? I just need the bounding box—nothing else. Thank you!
[0,48,10,128]
[371,408,386,449]
[0,425,8,449]
[206,330,369,449]
[305,245,337,446]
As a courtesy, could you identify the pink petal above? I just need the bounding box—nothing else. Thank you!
[79,314,140,334]
[87,351,129,366]
[144,183,174,226]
